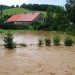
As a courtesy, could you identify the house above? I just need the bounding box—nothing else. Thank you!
[5,12,44,25]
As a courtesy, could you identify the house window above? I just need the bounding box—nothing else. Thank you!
[38,18,40,20]
[38,17,43,20]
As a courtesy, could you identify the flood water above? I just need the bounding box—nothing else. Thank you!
[13,31,75,45]
[0,31,75,75]
[0,31,75,45]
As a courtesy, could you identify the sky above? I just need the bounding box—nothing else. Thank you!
[0,0,67,6]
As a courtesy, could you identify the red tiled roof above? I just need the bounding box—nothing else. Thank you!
[6,12,40,23]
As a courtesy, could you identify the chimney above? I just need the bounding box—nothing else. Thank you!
[25,12,26,14]
[33,11,34,14]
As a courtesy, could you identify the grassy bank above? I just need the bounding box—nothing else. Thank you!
[0,29,25,33]
[0,29,41,34]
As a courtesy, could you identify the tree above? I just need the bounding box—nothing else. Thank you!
[54,6,68,32]
[65,0,75,23]
[45,6,52,30]
[20,3,26,8]
[16,5,19,8]
[10,5,15,8]
[3,32,16,49]
[0,4,3,29]
[65,0,75,35]
[66,0,75,6]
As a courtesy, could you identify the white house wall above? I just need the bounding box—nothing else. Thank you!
[14,21,31,25]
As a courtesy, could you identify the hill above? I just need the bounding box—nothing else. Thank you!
[3,8,46,16]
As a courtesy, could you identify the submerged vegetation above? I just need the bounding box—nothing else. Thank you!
[0,30,74,50]
[53,36,60,46]
[38,39,43,46]
[44,39,51,46]
[37,35,74,47]
[20,43,27,47]
[64,37,73,46]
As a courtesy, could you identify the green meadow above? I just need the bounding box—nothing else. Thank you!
[3,8,46,16]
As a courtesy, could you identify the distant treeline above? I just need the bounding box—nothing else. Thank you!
[20,4,59,12]
[0,5,9,10]
[0,4,60,12]
[0,5,18,10]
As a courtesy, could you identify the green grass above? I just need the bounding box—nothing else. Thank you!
[0,29,24,34]
[0,29,39,34]
[3,7,46,16]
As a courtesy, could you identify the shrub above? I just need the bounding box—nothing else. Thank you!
[38,39,43,46]
[0,29,3,33]
[3,31,16,49]
[53,36,60,46]
[31,21,41,30]
[44,39,51,46]
[20,43,27,47]
[64,37,73,46]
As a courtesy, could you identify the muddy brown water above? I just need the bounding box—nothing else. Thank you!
[13,31,75,45]
[0,31,75,44]
[0,31,75,75]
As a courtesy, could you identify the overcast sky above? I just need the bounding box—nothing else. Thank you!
[0,0,66,6]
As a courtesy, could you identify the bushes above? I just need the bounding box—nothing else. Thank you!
[44,39,51,46]
[3,23,30,30]
[64,37,73,46]
[3,32,74,49]
[38,39,51,46]
[31,21,42,30]
[20,43,27,47]
[53,36,60,46]
[38,36,74,46]
[38,39,43,46]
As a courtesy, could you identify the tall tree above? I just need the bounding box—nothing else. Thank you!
[45,6,52,29]
[65,0,75,35]
[66,0,75,23]
[16,5,19,8]
[54,6,68,31]
[20,3,26,8]
[10,5,15,8]
[66,0,75,6]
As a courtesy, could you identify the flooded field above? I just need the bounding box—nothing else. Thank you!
[0,31,75,45]
[13,31,75,45]
[0,31,75,75]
